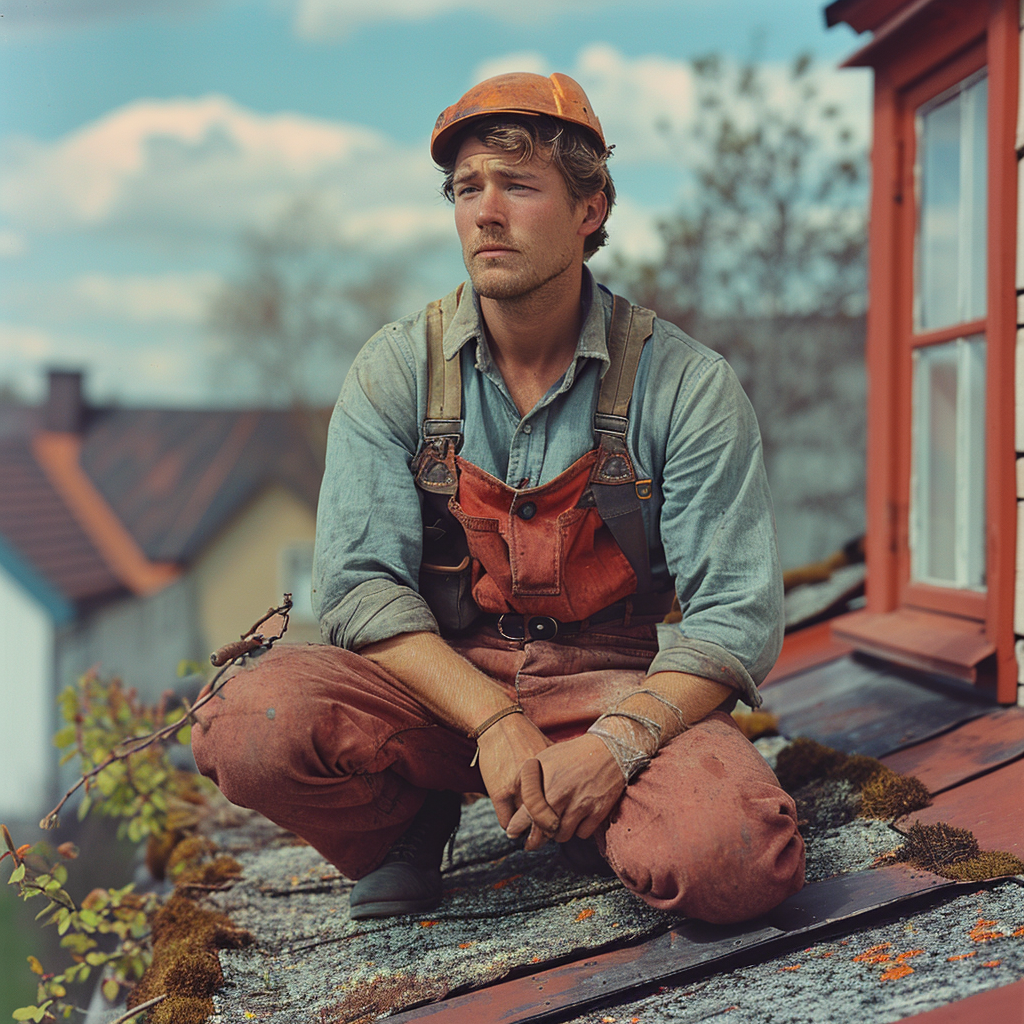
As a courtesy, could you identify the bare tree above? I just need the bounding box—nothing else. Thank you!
[209,198,413,412]
[607,53,869,565]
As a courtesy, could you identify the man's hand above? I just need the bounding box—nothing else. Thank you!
[506,734,625,851]
[475,713,551,830]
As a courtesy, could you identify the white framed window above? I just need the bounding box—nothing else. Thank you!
[914,69,988,332]
[910,335,986,590]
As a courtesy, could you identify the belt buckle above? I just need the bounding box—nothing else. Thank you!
[496,614,525,641]
[496,615,559,641]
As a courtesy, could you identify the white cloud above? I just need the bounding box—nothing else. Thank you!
[0,323,56,362]
[0,95,441,247]
[0,0,222,34]
[293,0,609,38]
[471,52,549,84]
[0,321,220,405]
[63,272,222,324]
[571,44,871,165]
[0,230,27,259]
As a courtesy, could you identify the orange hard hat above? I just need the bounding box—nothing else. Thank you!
[430,72,606,165]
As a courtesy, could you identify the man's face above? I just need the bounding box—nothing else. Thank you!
[452,136,603,301]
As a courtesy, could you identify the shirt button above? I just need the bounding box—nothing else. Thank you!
[517,501,537,520]
[522,424,532,434]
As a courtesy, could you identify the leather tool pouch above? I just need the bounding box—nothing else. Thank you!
[413,438,480,633]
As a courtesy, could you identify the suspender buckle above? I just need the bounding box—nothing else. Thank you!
[593,412,629,438]
[423,419,465,452]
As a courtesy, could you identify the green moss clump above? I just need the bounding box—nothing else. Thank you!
[731,710,780,740]
[166,835,216,877]
[942,850,1024,882]
[128,891,252,1024]
[859,768,931,820]
[895,822,980,872]
[174,854,241,888]
[774,738,931,822]
[774,739,848,792]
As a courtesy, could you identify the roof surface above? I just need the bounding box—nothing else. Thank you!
[0,398,325,610]
[176,649,1024,1024]
[0,435,124,606]
[79,408,324,563]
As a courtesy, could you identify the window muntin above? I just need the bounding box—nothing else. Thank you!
[910,335,986,590]
[915,71,988,332]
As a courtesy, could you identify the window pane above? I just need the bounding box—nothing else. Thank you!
[916,73,988,331]
[910,336,986,589]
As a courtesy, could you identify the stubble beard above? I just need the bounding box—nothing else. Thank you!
[464,245,577,303]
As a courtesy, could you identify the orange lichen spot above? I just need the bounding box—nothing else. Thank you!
[419,920,439,928]
[458,942,474,949]
[1013,927,1024,937]
[531,956,541,963]
[821,951,834,958]
[895,950,923,962]
[880,964,914,981]
[492,874,523,890]
[778,965,801,972]
[853,943,892,964]
[947,952,976,962]
[576,908,595,922]
[983,960,1002,967]
[969,919,1004,943]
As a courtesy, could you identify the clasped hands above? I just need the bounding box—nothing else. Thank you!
[476,711,626,852]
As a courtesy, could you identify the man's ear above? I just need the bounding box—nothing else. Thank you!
[578,191,608,240]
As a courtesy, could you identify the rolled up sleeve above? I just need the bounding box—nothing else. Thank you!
[312,320,440,650]
[649,352,783,707]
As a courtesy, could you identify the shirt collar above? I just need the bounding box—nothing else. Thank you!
[441,267,613,375]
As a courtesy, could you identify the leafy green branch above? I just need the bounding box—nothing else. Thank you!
[3,595,291,1022]
[40,597,291,833]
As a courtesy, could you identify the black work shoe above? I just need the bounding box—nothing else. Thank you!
[559,835,617,878]
[348,790,461,920]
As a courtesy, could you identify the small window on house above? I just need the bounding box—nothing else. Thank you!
[915,71,987,332]
[910,335,986,590]
[280,542,315,622]
[908,66,989,598]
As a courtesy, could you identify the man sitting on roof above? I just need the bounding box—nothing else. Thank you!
[192,72,805,924]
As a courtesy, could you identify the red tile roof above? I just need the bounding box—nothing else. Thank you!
[0,436,124,606]
[0,400,325,610]
[78,408,324,563]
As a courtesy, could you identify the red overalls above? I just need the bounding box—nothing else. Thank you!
[191,291,804,924]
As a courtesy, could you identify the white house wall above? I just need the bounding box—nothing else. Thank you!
[0,567,55,821]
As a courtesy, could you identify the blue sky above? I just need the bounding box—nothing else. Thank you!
[0,0,870,406]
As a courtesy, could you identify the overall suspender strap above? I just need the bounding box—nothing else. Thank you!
[422,285,464,444]
[591,294,657,595]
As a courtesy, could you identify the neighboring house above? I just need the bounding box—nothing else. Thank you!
[0,371,324,820]
[813,0,1023,705]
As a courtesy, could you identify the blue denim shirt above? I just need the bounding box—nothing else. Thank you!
[313,270,782,707]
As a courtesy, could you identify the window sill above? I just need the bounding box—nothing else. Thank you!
[830,607,995,683]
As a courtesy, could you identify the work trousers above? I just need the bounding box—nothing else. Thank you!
[191,622,805,925]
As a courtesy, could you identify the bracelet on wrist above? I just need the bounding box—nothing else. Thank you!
[468,703,524,766]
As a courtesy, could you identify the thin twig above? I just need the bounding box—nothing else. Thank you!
[105,993,168,1024]
[41,597,293,830]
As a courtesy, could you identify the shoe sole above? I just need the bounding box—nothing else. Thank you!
[349,895,442,920]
